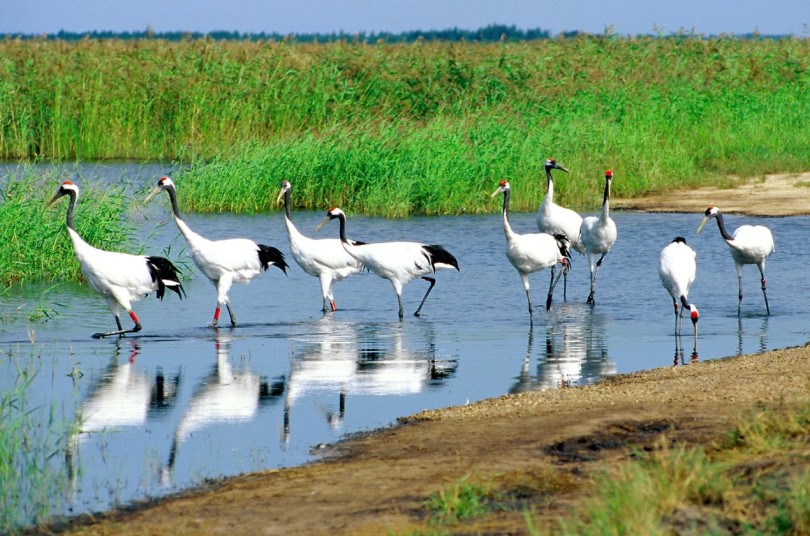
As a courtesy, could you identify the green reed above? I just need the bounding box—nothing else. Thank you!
[0,169,135,284]
[3,37,809,214]
[0,354,72,533]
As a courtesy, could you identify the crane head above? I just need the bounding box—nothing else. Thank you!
[47,181,79,206]
[145,176,176,203]
[605,170,613,179]
[275,180,292,205]
[314,207,345,232]
[490,180,510,197]
[544,158,569,173]
[696,205,719,235]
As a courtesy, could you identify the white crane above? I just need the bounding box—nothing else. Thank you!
[145,176,288,327]
[580,170,618,305]
[48,181,185,339]
[696,205,775,315]
[314,207,459,319]
[492,180,571,318]
[275,180,363,312]
[536,158,583,299]
[658,236,699,337]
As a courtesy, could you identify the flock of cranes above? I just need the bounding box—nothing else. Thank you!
[46,159,775,339]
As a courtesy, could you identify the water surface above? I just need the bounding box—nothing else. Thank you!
[1,172,807,522]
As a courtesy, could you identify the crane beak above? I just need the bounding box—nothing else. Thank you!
[696,216,709,235]
[313,216,331,233]
[556,164,570,173]
[144,186,162,203]
[46,191,63,207]
[275,189,286,205]
[490,187,503,198]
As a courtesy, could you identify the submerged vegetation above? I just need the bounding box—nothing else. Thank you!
[0,355,71,533]
[1,37,808,215]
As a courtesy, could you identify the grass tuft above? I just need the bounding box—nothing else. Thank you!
[0,167,136,284]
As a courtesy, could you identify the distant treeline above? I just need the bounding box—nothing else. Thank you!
[3,24,554,43]
[0,24,791,43]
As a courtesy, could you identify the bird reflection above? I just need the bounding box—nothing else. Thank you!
[66,340,181,501]
[737,316,769,356]
[283,319,457,443]
[163,332,283,483]
[509,313,616,393]
[508,327,537,395]
[673,333,699,366]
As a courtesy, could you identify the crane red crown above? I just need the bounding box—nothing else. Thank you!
[605,170,613,177]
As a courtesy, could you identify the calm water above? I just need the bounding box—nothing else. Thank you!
[2,169,808,522]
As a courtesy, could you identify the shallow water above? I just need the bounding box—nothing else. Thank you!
[1,172,807,522]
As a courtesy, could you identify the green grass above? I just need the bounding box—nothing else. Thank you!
[553,401,810,535]
[406,401,810,535]
[0,168,136,285]
[425,473,494,525]
[2,37,809,215]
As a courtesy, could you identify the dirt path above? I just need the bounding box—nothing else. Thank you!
[50,174,810,535]
[613,171,810,216]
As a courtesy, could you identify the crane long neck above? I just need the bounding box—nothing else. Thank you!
[282,188,292,220]
[714,212,734,241]
[166,185,183,220]
[545,168,555,198]
[501,188,515,237]
[64,190,77,230]
[336,213,349,244]
[600,179,611,218]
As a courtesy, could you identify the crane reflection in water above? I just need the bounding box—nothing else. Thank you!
[509,309,616,395]
[66,340,181,501]
[282,318,457,444]
[162,332,284,484]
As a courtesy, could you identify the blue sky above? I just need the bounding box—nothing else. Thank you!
[2,0,807,37]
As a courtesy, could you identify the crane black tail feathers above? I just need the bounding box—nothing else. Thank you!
[553,234,573,262]
[423,244,460,272]
[146,256,185,300]
[258,244,289,274]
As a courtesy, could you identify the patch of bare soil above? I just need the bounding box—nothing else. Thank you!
[48,343,810,536]
[613,171,810,216]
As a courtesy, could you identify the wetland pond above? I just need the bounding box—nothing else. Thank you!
[2,164,808,525]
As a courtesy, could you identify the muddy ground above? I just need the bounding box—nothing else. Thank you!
[52,174,810,535]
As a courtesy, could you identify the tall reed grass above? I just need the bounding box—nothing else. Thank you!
[0,169,135,284]
[2,37,809,214]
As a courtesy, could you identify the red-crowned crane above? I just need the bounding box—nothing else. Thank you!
[696,205,775,315]
[145,176,287,327]
[492,180,571,319]
[48,181,184,338]
[536,158,583,299]
[658,236,699,338]
[276,180,363,312]
[580,170,618,305]
[314,208,459,319]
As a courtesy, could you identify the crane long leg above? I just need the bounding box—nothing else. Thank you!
[758,264,770,316]
[414,276,436,317]
[546,262,566,310]
[587,253,607,305]
[226,303,237,327]
[93,311,143,339]
[397,293,405,320]
[737,273,743,316]
[563,262,570,300]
